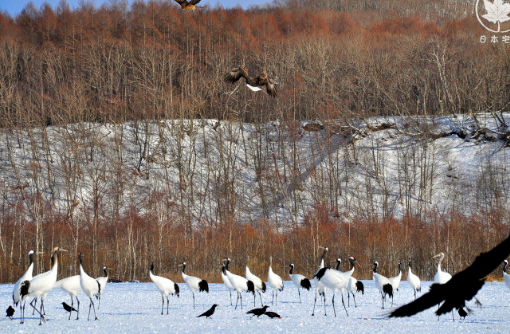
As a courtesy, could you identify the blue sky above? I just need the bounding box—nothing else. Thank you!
[0,0,273,17]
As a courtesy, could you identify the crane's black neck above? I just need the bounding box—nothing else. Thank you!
[335,259,341,270]
[29,252,34,265]
[103,267,108,277]
[289,265,294,275]
[181,263,187,273]
[373,263,378,273]
[349,259,355,270]
[225,259,230,271]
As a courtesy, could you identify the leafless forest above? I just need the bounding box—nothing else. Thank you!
[0,0,509,284]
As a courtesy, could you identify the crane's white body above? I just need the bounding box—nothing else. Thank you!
[13,251,35,306]
[289,264,310,303]
[180,262,208,309]
[221,260,234,305]
[181,272,202,293]
[433,253,452,284]
[316,261,353,317]
[407,263,421,300]
[388,262,402,291]
[346,257,363,307]
[224,260,254,309]
[54,275,81,319]
[21,247,64,324]
[246,265,265,306]
[150,262,179,315]
[267,257,284,305]
[373,262,393,309]
[79,253,100,321]
[13,250,35,322]
[388,262,402,306]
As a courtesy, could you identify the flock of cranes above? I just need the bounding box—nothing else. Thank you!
[7,234,510,324]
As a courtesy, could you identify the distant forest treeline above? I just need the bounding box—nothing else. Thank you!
[0,0,507,127]
[0,0,509,284]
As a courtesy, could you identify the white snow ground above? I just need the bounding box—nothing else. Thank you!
[1,279,509,333]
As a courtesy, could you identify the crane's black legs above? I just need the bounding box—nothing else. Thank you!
[76,297,80,320]
[235,292,243,309]
[341,292,349,317]
[87,298,98,321]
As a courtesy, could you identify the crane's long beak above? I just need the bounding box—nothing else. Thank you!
[59,248,68,252]
[432,253,441,259]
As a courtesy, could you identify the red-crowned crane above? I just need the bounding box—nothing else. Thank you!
[149,261,179,315]
[20,247,67,325]
[79,253,100,321]
[407,261,421,300]
[289,264,311,303]
[267,256,284,305]
[180,262,209,309]
[12,250,35,323]
[372,261,393,309]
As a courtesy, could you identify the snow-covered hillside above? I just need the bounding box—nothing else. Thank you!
[1,113,509,226]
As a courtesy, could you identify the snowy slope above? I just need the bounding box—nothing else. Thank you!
[2,279,510,333]
[0,113,509,225]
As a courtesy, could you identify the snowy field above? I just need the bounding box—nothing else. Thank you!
[1,280,509,333]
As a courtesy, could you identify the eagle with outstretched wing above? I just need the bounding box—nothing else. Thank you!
[225,65,277,98]
[174,0,203,11]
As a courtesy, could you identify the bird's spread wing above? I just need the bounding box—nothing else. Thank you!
[390,233,510,318]
[436,278,485,316]
[457,233,510,281]
[191,0,202,5]
[389,283,446,317]
[174,0,188,6]
[225,67,248,84]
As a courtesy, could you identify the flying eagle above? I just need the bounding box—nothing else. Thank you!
[225,65,277,98]
[174,0,203,11]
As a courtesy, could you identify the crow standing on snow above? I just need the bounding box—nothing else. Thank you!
[6,305,15,320]
[197,304,218,319]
